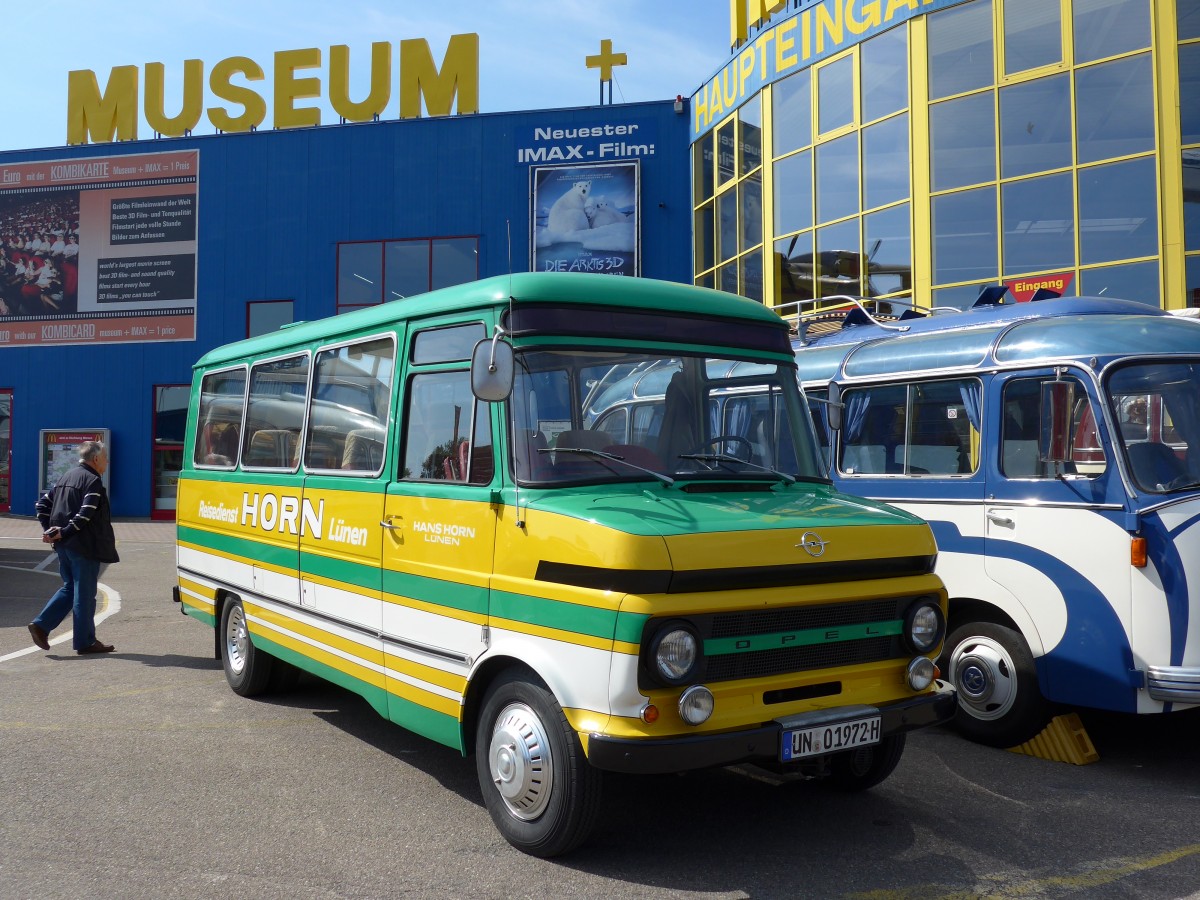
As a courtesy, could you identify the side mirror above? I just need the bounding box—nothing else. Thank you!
[471,337,514,402]
[827,382,843,432]
[1039,380,1075,462]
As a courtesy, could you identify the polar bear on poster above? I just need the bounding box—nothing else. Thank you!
[546,180,592,235]
[587,199,625,227]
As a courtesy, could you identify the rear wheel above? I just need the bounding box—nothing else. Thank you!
[220,598,273,697]
[826,734,905,791]
[945,621,1050,747]
[475,671,603,857]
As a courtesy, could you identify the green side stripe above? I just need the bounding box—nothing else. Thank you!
[178,524,297,569]
[383,569,488,616]
[491,589,618,641]
[385,693,463,752]
[300,550,380,592]
[704,620,903,655]
[615,611,651,644]
[252,633,390,719]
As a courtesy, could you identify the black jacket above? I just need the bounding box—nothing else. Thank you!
[36,463,120,563]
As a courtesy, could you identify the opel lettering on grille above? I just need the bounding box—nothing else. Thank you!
[797,531,829,558]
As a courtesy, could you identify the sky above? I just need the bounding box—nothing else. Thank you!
[0,0,735,153]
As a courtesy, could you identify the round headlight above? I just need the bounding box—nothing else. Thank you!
[907,656,936,691]
[678,685,714,725]
[653,626,699,684]
[905,601,945,654]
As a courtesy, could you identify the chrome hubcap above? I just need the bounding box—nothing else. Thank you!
[950,635,1018,721]
[225,605,248,675]
[487,702,553,821]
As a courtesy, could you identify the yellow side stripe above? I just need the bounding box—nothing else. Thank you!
[490,615,638,656]
[383,591,488,627]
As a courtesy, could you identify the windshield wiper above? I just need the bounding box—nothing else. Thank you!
[677,453,796,484]
[542,447,675,486]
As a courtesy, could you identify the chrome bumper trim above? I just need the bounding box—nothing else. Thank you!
[1146,666,1200,703]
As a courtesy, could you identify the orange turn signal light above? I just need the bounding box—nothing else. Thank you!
[1131,536,1147,569]
[640,704,659,724]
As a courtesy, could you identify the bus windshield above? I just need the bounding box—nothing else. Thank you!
[509,348,827,485]
[1106,361,1200,494]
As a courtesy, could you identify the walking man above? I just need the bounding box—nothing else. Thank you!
[27,440,120,654]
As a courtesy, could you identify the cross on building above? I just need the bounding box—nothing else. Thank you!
[585,39,627,105]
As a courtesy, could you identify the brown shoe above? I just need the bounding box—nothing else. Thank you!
[76,640,115,655]
[28,623,50,650]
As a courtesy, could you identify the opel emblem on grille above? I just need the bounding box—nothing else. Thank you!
[797,531,829,558]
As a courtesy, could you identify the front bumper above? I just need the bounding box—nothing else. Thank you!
[1147,666,1200,703]
[587,683,957,775]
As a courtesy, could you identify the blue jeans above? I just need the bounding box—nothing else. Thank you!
[33,544,101,651]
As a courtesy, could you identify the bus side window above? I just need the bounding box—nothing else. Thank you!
[307,336,395,474]
[403,370,491,483]
[840,385,905,475]
[243,354,308,470]
[1001,377,1105,478]
[194,368,246,469]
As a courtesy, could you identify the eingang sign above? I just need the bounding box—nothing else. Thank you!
[67,35,480,146]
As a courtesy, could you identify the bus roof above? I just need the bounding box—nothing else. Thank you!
[194,273,787,370]
[792,296,1194,383]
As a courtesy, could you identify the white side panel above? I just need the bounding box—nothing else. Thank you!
[178,545,252,592]
[382,602,482,663]
[301,579,379,632]
[483,626,614,714]
[986,506,1130,655]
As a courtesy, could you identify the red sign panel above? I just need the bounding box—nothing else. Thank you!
[1004,273,1074,303]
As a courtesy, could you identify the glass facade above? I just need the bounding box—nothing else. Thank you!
[693,0,1197,312]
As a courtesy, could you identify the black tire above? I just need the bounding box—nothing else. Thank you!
[220,597,273,697]
[475,670,603,857]
[944,621,1050,748]
[826,734,905,791]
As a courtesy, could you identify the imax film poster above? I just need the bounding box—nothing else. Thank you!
[0,149,198,348]
[531,161,639,277]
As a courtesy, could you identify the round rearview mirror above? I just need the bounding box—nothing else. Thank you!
[471,337,514,402]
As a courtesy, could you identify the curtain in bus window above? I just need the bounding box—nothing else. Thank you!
[959,381,982,471]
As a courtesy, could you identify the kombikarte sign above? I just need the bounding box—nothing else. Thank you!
[0,149,198,348]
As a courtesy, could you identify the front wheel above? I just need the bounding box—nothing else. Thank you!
[825,734,905,791]
[220,597,273,697]
[475,671,603,857]
[944,621,1050,747]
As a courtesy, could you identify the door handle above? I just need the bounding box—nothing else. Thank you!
[986,512,1014,527]
[380,515,403,530]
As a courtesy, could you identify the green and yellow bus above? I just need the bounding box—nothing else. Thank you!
[174,272,954,856]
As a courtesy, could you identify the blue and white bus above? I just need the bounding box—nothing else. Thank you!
[787,293,1200,746]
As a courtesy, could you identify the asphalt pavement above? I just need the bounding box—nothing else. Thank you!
[2,518,1200,899]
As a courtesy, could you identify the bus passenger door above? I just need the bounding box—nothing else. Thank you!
[296,336,398,715]
[380,366,496,748]
[985,370,1130,706]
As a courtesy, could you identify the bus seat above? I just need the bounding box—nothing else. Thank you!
[842,444,887,475]
[555,429,608,450]
[902,445,961,475]
[1127,441,1186,490]
[516,430,550,480]
[342,429,384,471]
[245,429,296,467]
[470,444,495,484]
[442,440,469,481]
[603,444,663,471]
[305,425,345,469]
[1001,440,1041,478]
